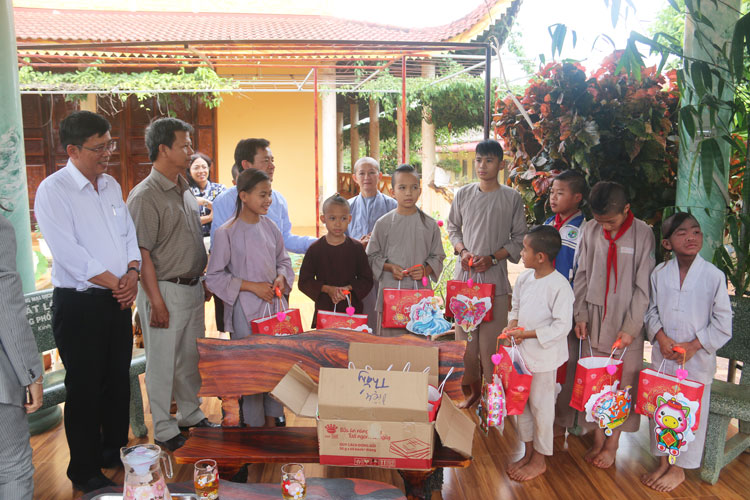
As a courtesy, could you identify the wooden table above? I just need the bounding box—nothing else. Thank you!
[83,477,406,499]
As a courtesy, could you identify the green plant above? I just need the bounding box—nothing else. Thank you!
[18,64,237,109]
[714,211,750,295]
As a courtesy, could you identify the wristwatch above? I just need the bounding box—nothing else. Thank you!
[127,266,140,276]
[490,255,498,266]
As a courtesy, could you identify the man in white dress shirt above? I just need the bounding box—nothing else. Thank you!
[34,111,141,493]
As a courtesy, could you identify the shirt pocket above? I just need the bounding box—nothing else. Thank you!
[112,203,130,238]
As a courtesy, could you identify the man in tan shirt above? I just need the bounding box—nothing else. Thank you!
[127,118,217,452]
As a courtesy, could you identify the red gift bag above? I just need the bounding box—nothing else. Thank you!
[569,342,624,412]
[556,362,568,385]
[382,283,434,329]
[445,272,495,321]
[634,363,705,431]
[494,339,533,415]
[317,296,368,330]
[250,297,304,336]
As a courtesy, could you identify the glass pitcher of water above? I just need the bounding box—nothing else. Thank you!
[121,444,173,500]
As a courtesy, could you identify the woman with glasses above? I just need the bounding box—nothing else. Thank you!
[185,152,226,239]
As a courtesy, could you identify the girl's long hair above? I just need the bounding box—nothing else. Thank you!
[233,168,270,222]
[391,164,429,227]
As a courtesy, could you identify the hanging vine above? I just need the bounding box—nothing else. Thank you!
[18,64,238,110]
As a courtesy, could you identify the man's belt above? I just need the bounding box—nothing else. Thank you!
[164,276,201,286]
[74,287,113,297]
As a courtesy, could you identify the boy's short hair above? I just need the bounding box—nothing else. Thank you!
[475,139,504,159]
[391,164,419,188]
[353,157,379,174]
[553,170,588,202]
[322,193,350,214]
[234,138,270,172]
[60,111,111,149]
[589,181,628,216]
[231,163,240,183]
[526,225,562,261]
[145,118,193,162]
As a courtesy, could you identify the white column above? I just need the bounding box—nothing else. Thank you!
[349,100,360,168]
[320,69,338,199]
[420,63,439,216]
[369,98,380,160]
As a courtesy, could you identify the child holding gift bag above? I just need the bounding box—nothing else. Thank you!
[503,226,574,481]
[206,168,295,427]
[366,164,445,337]
[299,194,373,328]
[573,181,655,468]
[640,213,731,492]
[447,139,527,408]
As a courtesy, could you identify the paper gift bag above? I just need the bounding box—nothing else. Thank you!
[634,367,704,431]
[250,297,303,336]
[382,284,434,329]
[494,340,532,415]
[479,373,505,434]
[569,343,624,412]
[556,361,568,385]
[317,296,368,330]
[445,273,495,321]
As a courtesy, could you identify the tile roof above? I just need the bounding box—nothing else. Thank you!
[14,2,504,44]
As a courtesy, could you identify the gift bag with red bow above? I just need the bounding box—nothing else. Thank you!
[250,293,303,336]
[493,337,532,415]
[634,347,704,432]
[569,340,625,412]
[382,282,434,329]
[317,291,368,330]
[445,270,495,321]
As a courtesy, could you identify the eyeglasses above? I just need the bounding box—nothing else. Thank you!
[78,140,118,155]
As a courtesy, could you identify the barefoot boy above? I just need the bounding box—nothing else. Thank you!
[503,225,574,481]
[299,194,373,328]
[573,181,655,469]
[543,170,588,436]
[447,139,526,408]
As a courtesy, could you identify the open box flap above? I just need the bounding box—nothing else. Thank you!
[348,342,439,387]
[270,363,318,418]
[435,393,475,458]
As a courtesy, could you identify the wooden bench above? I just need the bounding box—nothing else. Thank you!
[24,289,148,438]
[700,299,750,484]
[174,329,471,500]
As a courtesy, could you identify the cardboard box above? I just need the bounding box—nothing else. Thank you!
[272,343,475,470]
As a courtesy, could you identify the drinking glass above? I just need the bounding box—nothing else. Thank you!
[194,459,219,500]
[281,463,306,500]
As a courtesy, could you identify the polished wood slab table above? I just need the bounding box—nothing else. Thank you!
[82,477,407,499]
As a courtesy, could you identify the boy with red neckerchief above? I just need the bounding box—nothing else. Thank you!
[572,181,655,469]
[543,170,589,437]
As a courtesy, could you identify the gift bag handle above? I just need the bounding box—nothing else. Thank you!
[509,337,531,374]
[332,294,352,314]
[437,366,455,396]
[578,337,595,359]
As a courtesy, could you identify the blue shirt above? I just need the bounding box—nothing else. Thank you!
[346,192,398,240]
[544,212,586,284]
[210,186,316,254]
